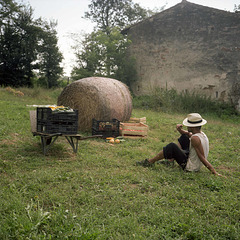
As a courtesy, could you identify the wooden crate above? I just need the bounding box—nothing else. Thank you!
[128,117,146,124]
[120,122,148,138]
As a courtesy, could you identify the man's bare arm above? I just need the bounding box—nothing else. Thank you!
[176,124,192,138]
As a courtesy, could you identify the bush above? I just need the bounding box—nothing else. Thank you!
[133,88,239,118]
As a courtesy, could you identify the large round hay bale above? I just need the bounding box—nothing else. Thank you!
[57,77,132,131]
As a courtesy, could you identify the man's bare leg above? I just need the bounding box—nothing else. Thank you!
[148,151,164,164]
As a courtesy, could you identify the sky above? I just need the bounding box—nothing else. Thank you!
[17,0,239,76]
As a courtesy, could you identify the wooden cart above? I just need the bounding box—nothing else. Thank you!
[32,132,101,155]
[30,110,101,155]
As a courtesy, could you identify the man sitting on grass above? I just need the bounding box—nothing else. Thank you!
[137,113,223,176]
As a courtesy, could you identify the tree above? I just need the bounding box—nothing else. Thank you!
[71,31,104,79]
[0,0,20,26]
[84,0,150,34]
[71,28,136,85]
[0,0,63,88]
[234,4,240,11]
[72,0,149,86]
[73,0,165,88]
[37,20,63,88]
[0,3,39,87]
[14,6,40,86]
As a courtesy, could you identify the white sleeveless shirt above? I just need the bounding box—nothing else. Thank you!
[185,132,209,172]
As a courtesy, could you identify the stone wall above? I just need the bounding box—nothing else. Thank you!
[124,1,240,110]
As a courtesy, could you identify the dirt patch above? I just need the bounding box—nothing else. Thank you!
[1,133,20,145]
[217,165,237,172]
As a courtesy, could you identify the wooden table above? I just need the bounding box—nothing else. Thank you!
[32,132,102,155]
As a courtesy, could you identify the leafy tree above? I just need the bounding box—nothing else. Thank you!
[71,28,136,85]
[234,4,240,11]
[72,0,152,87]
[37,20,63,88]
[0,0,19,86]
[73,0,166,88]
[14,6,40,86]
[0,23,22,86]
[0,4,38,87]
[0,0,63,88]
[84,0,150,34]
[71,31,104,79]
[0,0,19,26]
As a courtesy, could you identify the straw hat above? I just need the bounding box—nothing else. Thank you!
[183,113,207,127]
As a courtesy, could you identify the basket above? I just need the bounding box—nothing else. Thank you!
[37,107,77,122]
[36,107,78,134]
[37,121,78,134]
[92,119,120,138]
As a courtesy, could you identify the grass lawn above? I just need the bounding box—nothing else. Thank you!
[0,87,239,239]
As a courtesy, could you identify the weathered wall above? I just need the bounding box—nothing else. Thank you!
[124,1,240,110]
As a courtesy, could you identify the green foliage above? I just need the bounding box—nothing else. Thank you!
[234,4,240,11]
[71,28,137,86]
[84,0,150,34]
[0,87,239,239]
[71,0,154,87]
[37,21,63,88]
[0,0,63,88]
[0,3,37,87]
[133,88,239,119]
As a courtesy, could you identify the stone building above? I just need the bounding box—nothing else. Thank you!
[122,0,240,110]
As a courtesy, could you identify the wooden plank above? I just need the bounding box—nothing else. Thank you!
[120,122,148,131]
[120,129,147,136]
[120,135,147,139]
[128,117,146,123]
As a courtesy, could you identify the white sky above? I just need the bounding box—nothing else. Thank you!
[17,0,239,76]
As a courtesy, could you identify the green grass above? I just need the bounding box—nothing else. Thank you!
[0,87,239,239]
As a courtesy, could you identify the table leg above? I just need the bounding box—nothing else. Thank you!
[41,135,59,155]
[65,136,79,153]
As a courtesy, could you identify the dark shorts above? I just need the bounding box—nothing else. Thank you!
[163,134,190,169]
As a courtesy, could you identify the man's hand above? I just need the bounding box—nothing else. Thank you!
[176,124,191,136]
[214,172,227,178]
[176,124,183,131]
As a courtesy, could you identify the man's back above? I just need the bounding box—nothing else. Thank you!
[186,132,209,172]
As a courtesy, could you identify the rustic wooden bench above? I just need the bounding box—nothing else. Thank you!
[32,132,101,155]
[29,110,101,155]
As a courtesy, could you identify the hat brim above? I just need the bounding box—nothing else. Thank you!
[183,118,207,127]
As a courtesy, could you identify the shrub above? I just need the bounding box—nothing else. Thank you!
[133,88,239,118]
